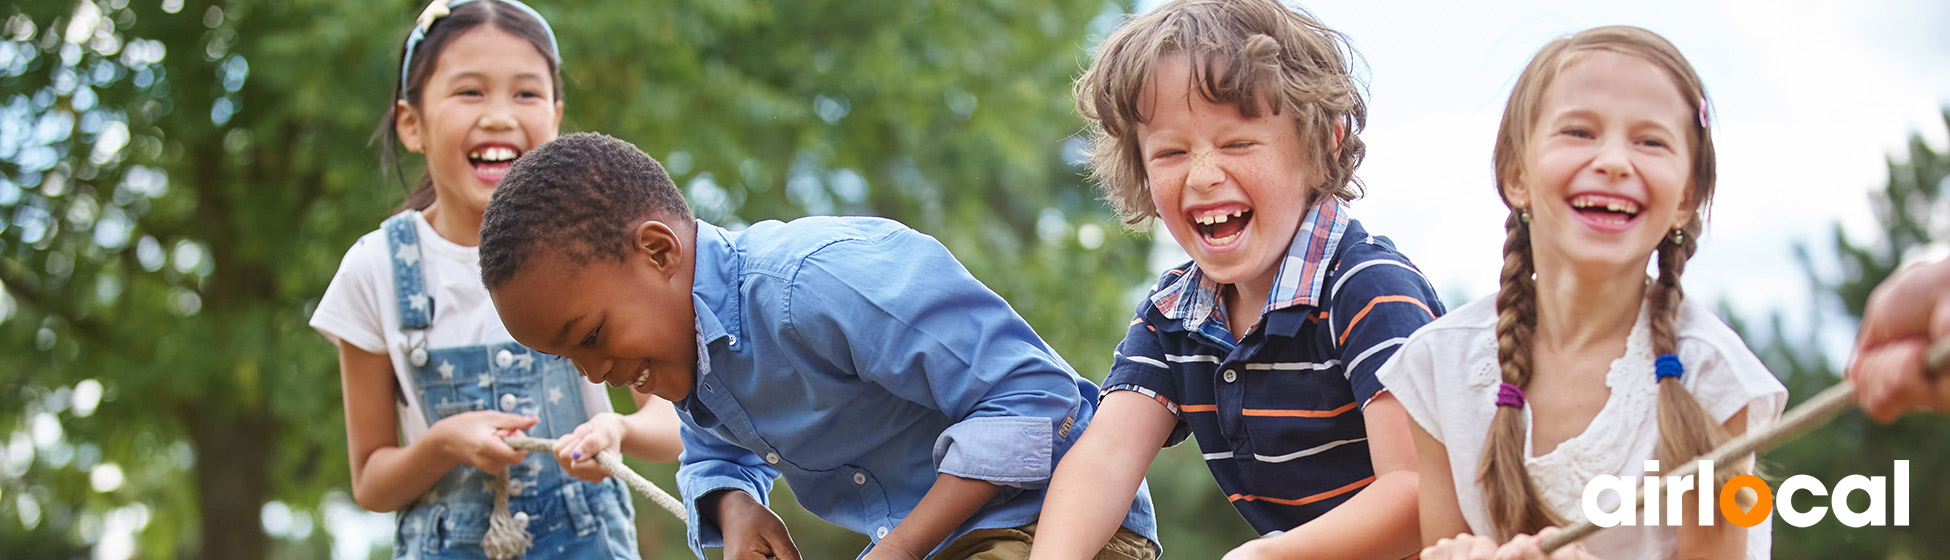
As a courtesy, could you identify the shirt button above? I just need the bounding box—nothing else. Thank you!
[765,452,780,464]
[409,348,429,367]
[495,349,514,368]
[513,511,528,525]
[853,472,867,485]
[500,393,518,412]
[1222,369,1238,383]
[876,526,890,538]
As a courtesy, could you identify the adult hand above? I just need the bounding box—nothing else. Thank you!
[1849,258,1950,422]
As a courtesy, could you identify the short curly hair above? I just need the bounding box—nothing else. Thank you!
[479,132,694,290]
[1076,0,1367,229]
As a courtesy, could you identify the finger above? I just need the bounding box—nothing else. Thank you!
[568,462,609,483]
[488,413,541,431]
[1856,341,1931,422]
[1469,535,1498,560]
[1493,534,1541,560]
[771,538,803,560]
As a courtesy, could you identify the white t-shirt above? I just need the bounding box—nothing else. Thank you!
[309,210,613,442]
[1378,294,1787,560]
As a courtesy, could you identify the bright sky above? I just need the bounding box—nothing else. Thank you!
[1141,0,1950,344]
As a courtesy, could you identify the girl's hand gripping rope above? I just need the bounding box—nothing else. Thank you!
[1539,337,1950,553]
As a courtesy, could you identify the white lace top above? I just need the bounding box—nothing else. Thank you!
[1378,294,1787,560]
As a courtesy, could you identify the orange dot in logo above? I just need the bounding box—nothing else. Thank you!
[1719,474,1773,528]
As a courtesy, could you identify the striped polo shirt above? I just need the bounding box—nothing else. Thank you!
[1103,199,1443,535]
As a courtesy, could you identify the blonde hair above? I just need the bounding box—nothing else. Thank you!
[1075,0,1366,229]
[1482,26,1730,540]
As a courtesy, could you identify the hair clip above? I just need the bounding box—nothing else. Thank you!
[1655,353,1684,381]
[1495,382,1526,409]
[416,0,451,34]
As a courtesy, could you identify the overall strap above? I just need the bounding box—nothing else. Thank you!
[383,212,434,331]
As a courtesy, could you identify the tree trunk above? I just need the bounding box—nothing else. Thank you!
[186,406,273,560]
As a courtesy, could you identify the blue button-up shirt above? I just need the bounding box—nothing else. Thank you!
[674,217,1157,558]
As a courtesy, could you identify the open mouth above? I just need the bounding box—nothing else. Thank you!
[468,144,522,182]
[1192,208,1253,246]
[628,365,651,390]
[1568,194,1640,226]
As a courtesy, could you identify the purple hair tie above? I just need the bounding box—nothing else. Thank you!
[1495,382,1526,409]
[1655,353,1684,381]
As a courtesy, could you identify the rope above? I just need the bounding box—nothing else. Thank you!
[477,435,690,559]
[1541,338,1950,553]
[503,435,689,521]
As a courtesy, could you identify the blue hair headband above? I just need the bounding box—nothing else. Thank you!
[398,0,560,98]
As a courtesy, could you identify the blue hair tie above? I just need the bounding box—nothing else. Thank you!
[399,0,560,97]
[1654,353,1684,381]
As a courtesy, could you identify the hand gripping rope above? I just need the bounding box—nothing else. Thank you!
[479,436,688,559]
[1540,339,1950,553]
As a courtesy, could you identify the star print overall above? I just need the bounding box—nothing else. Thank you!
[384,213,640,559]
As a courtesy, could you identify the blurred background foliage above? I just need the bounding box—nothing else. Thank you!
[0,0,1941,558]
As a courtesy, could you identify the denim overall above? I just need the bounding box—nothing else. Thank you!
[384,213,640,559]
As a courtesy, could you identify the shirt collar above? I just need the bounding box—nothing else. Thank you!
[1151,198,1351,330]
[690,220,738,346]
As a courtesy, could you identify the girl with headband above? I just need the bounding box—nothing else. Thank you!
[309,1,682,557]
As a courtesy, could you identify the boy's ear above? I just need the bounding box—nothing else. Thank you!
[632,219,685,275]
[1331,122,1345,159]
[395,100,424,153]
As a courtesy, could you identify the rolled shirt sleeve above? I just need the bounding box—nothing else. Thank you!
[676,423,780,555]
[782,228,1084,488]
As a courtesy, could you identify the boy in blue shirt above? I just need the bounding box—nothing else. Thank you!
[478,132,1158,560]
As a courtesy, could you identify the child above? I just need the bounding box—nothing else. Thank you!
[1033,1,1442,558]
[1376,26,1788,560]
[308,2,681,557]
[476,132,1161,560]
[1851,256,1950,422]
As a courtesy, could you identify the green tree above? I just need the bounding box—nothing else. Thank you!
[0,0,1216,557]
[1745,110,1950,559]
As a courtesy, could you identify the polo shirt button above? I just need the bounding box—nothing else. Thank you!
[495,349,514,368]
[765,452,780,464]
[409,348,429,367]
[1222,369,1238,383]
[876,526,889,538]
[853,472,866,485]
[499,393,518,411]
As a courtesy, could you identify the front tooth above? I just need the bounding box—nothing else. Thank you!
[1213,214,1228,224]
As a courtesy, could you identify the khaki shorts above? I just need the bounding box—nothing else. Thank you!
[931,522,1157,560]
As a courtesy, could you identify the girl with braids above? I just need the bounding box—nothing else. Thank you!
[1376,26,1786,560]
[309,1,680,556]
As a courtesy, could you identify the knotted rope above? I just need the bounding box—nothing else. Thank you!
[478,435,688,559]
[1541,339,1950,553]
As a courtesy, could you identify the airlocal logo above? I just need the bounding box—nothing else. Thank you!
[1581,460,1910,528]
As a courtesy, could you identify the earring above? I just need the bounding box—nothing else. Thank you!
[1670,228,1684,246]
[1519,208,1530,223]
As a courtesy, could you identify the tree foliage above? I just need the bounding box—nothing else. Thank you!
[0,0,1203,557]
[1743,110,1950,559]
